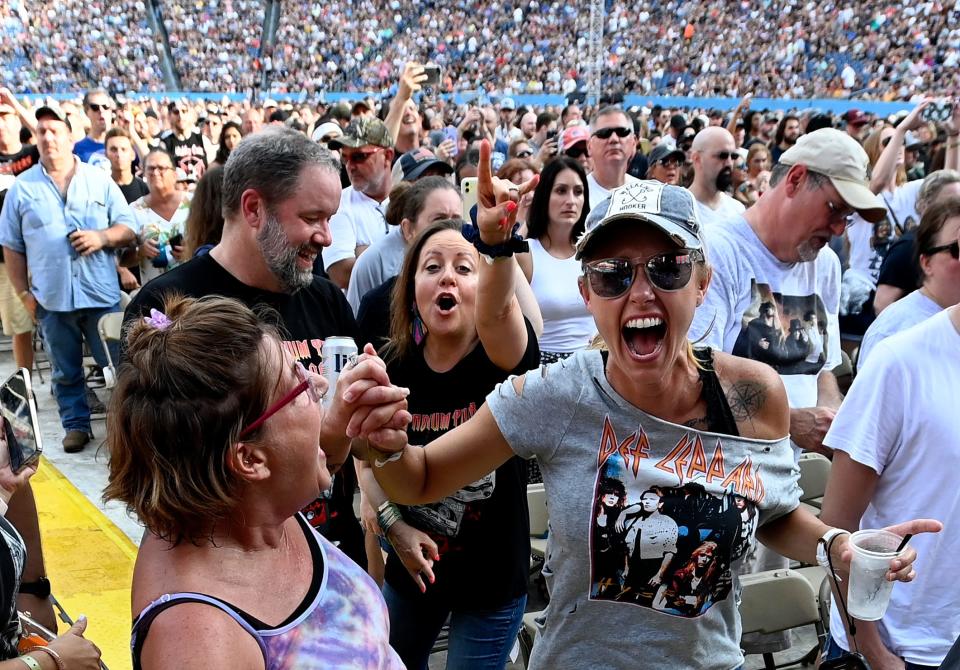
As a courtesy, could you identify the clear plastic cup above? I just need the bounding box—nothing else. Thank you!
[847,529,905,621]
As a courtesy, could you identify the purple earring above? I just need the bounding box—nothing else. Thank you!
[412,304,427,345]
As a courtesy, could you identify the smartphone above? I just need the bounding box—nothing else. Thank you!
[922,100,953,123]
[546,129,558,141]
[423,64,442,87]
[444,125,459,158]
[168,233,183,247]
[1,368,42,474]
[461,177,478,224]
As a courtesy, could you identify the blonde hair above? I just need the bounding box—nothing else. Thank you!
[863,129,906,187]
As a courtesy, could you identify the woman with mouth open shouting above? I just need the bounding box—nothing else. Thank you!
[353,139,541,669]
[359,176,941,670]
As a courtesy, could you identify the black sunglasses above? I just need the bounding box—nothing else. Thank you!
[88,103,113,113]
[583,250,704,298]
[592,126,632,140]
[566,145,588,158]
[713,151,738,161]
[925,240,959,259]
[657,157,682,168]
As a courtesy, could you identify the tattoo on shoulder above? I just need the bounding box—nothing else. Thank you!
[727,380,765,424]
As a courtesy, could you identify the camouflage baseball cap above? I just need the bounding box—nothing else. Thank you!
[328,117,394,150]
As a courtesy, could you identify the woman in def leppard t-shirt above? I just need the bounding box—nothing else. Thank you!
[354,141,540,670]
[363,179,938,670]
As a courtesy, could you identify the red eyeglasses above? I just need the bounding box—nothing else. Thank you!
[239,361,324,439]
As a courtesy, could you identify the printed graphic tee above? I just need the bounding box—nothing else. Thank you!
[383,320,540,606]
[487,350,799,670]
[124,253,367,567]
[691,216,841,455]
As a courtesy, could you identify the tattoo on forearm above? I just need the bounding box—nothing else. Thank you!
[727,381,765,425]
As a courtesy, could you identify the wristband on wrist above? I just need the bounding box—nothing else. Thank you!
[17,655,42,670]
[816,527,851,572]
[376,501,403,536]
[461,221,529,259]
[25,646,64,670]
[368,443,405,468]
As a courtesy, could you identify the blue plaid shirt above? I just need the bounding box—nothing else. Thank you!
[0,157,135,312]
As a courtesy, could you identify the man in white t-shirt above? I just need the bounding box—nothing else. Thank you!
[688,127,746,227]
[689,128,888,654]
[820,306,956,670]
[325,118,395,288]
[585,107,638,207]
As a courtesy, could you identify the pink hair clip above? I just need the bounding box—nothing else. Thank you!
[143,308,172,330]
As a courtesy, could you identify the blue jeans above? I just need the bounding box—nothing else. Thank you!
[36,304,119,432]
[383,581,526,670]
[823,635,940,669]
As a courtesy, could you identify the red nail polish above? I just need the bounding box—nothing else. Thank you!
[506,201,518,213]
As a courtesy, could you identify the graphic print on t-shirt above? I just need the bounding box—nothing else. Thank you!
[589,418,764,618]
[731,280,829,375]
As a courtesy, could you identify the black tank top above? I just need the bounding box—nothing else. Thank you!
[693,347,740,436]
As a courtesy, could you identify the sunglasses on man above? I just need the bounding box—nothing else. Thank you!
[592,126,632,140]
[583,250,704,298]
[88,103,113,113]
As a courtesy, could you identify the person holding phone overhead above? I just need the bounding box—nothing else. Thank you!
[360,178,939,670]
[122,149,191,284]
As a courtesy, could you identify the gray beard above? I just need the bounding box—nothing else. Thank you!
[257,213,314,293]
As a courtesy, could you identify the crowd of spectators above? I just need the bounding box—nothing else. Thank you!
[0,0,165,94]
[3,0,960,99]
[163,0,266,92]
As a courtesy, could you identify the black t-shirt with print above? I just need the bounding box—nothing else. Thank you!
[383,320,540,607]
[357,275,396,353]
[123,253,367,567]
[156,130,207,182]
[876,231,920,294]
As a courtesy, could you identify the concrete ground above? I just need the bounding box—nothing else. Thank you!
[1,338,822,670]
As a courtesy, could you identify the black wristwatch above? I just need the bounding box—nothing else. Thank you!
[19,577,51,599]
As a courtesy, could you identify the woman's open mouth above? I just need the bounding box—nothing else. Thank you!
[436,292,458,315]
[622,317,667,359]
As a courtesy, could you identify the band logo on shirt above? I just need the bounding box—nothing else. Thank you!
[590,417,765,618]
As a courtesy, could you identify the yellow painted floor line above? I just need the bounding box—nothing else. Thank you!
[32,458,135,670]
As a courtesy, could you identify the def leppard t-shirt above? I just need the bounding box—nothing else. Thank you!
[124,253,366,567]
[383,320,540,606]
[155,131,207,182]
[487,351,800,670]
[0,145,40,263]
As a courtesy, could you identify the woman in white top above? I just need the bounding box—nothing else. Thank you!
[124,150,191,284]
[858,195,960,369]
[518,156,595,363]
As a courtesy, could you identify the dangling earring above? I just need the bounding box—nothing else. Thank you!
[412,304,428,345]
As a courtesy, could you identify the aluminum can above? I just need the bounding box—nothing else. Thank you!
[321,337,358,407]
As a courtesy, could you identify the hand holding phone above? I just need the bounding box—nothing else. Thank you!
[0,369,42,502]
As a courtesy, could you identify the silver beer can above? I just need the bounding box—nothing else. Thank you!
[321,336,358,407]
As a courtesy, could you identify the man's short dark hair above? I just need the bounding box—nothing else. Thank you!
[222,127,341,217]
[82,89,111,109]
[104,126,132,145]
[590,106,629,127]
[535,112,557,132]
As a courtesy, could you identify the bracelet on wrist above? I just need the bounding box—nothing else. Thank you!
[25,646,64,670]
[17,655,42,670]
[461,221,528,260]
[376,501,403,535]
[371,445,405,468]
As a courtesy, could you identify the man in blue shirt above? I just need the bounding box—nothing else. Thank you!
[73,89,148,172]
[0,104,136,452]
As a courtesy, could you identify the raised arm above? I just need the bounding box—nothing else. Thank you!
[383,63,426,144]
[474,139,540,370]
[870,100,929,195]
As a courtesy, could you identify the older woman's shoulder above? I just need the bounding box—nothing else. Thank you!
[710,350,790,441]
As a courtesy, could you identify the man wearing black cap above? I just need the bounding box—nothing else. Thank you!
[325,118,396,288]
[646,144,685,185]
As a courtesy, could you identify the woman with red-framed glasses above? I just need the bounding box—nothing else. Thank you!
[106,296,406,669]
